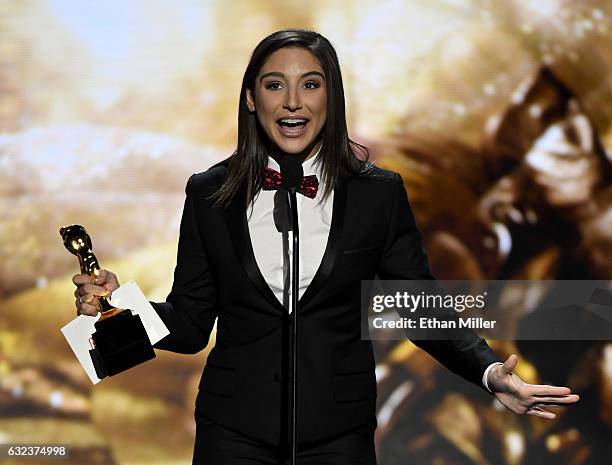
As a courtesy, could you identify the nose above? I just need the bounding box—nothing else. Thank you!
[283,85,302,112]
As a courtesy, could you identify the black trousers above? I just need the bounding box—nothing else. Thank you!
[193,415,377,465]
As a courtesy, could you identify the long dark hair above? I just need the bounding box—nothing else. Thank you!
[210,28,372,208]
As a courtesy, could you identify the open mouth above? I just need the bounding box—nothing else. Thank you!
[276,118,309,137]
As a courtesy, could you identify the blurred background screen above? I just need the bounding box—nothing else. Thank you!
[1,1,611,464]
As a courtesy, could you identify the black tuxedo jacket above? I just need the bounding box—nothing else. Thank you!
[151,156,501,446]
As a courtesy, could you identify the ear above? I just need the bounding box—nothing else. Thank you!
[246,88,255,113]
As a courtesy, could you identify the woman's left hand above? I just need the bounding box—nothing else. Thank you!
[487,354,580,419]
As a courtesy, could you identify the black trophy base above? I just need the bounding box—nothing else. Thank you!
[89,310,155,379]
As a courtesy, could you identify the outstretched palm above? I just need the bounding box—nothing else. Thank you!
[487,354,580,419]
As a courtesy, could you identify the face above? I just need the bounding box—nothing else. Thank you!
[246,47,327,161]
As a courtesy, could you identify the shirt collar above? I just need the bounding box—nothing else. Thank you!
[266,144,323,178]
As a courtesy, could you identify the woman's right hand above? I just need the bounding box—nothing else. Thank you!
[72,269,120,316]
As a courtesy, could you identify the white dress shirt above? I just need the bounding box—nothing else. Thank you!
[247,146,332,315]
[245,148,499,392]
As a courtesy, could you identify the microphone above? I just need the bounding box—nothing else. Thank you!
[273,156,302,233]
[279,156,303,192]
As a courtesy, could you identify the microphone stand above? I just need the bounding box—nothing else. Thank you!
[288,188,299,465]
[279,154,303,465]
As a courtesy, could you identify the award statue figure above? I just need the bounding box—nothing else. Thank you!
[60,224,155,378]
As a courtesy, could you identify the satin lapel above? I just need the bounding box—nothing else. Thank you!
[223,181,287,314]
[298,174,348,311]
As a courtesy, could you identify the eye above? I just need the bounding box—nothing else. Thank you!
[304,80,321,89]
[265,81,283,90]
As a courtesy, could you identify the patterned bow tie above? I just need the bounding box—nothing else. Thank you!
[261,166,319,199]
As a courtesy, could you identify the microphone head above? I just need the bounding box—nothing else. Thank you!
[279,156,303,192]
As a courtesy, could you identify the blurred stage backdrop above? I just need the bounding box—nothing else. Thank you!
[1,0,611,464]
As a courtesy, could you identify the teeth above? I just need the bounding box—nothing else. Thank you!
[279,119,307,124]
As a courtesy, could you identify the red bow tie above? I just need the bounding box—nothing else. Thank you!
[261,166,319,199]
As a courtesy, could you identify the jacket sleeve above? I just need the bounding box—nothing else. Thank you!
[376,173,502,392]
[150,174,218,354]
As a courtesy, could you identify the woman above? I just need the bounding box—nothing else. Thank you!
[73,29,579,465]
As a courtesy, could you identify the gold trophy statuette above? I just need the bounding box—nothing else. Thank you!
[60,225,155,378]
[60,225,126,320]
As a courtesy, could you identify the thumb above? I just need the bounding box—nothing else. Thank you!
[502,353,518,374]
[95,269,120,290]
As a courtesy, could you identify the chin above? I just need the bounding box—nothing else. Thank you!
[272,138,315,155]
[277,133,323,153]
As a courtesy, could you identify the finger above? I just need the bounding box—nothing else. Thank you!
[75,294,98,308]
[525,407,556,420]
[94,269,107,284]
[76,293,103,311]
[532,403,574,408]
[95,269,119,289]
[76,299,100,317]
[73,274,94,286]
[527,385,573,397]
[102,282,118,294]
[77,284,111,298]
[502,353,518,374]
[73,285,102,298]
[531,394,580,404]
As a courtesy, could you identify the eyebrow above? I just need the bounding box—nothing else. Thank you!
[259,71,325,82]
